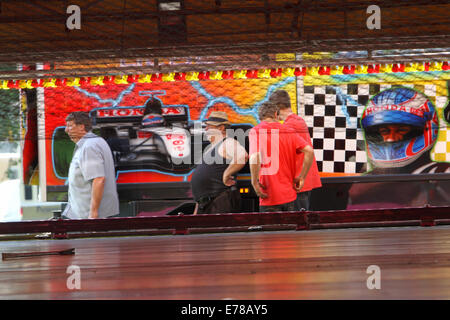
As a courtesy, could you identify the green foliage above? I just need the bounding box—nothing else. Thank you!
[0,89,20,142]
[6,159,19,179]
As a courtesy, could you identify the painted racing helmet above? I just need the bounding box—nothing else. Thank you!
[361,87,439,168]
[142,98,165,128]
[142,113,164,127]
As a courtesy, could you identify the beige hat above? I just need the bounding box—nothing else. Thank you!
[205,111,231,126]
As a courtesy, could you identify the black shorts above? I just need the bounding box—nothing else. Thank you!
[198,188,241,214]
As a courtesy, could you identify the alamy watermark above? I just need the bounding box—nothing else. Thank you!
[66,265,81,290]
[66,5,381,31]
[66,5,81,30]
[366,265,381,290]
[366,5,381,30]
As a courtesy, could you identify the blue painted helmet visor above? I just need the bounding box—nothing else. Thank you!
[361,87,438,167]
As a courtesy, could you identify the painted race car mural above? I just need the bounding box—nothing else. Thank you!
[45,77,297,189]
[29,69,449,212]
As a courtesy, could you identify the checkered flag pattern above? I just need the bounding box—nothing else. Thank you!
[299,82,450,174]
[430,83,450,163]
[300,84,371,174]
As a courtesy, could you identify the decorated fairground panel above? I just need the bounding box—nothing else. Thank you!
[17,59,450,206]
[297,60,450,208]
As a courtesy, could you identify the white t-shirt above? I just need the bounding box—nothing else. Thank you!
[63,132,119,219]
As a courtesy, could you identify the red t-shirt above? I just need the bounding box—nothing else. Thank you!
[284,113,322,192]
[249,121,308,206]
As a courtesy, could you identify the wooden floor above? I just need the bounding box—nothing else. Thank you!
[1,225,450,299]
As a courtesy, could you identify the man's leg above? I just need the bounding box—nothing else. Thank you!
[283,200,296,212]
[259,204,284,212]
[207,189,241,214]
[260,200,297,212]
[294,191,311,211]
[196,190,234,214]
[197,200,213,214]
[229,188,242,213]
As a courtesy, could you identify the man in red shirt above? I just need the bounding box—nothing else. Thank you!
[249,102,314,212]
[269,90,322,211]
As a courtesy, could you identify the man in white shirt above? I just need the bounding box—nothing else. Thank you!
[62,111,119,219]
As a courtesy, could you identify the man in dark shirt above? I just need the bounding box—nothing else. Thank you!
[190,111,248,214]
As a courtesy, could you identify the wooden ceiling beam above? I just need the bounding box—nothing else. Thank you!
[0,0,449,24]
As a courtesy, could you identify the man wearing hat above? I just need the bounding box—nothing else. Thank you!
[190,111,248,214]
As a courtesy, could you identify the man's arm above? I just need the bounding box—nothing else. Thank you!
[294,145,314,192]
[193,202,199,215]
[90,176,105,218]
[249,152,267,198]
[222,139,248,186]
